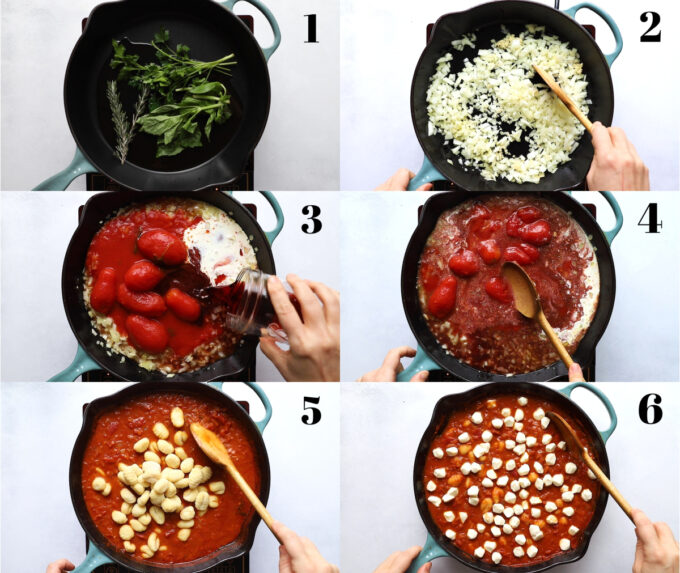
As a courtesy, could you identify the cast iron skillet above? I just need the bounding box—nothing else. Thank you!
[398,191,621,382]
[407,381,616,573]
[49,190,283,381]
[408,0,623,191]
[69,381,272,572]
[34,0,280,191]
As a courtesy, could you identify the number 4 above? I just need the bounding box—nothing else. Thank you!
[638,203,662,233]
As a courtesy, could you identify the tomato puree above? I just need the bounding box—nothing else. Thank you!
[417,195,599,374]
[423,393,601,566]
[81,392,260,564]
[84,199,255,374]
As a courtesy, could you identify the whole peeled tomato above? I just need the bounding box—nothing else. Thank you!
[428,276,458,319]
[90,267,116,313]
[166,288,202,322]
[448,249,480,277]
[117,283,166,318]
[518,220,551,246]
[124,260,165,291]
[137,229,187,266]
[477,240,501,265]
[420,263,441,293]
[485,276,513,304]
[516,205,543,223]
[126,315,168,354]
[504,243,540,265]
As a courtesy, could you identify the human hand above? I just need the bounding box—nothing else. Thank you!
[632,509,679,573]
[358,346,429,382]
[568,363,586,382]
[46,559,75,573]
[586,122,649,190]
[260,275,340,381]
[375,168,434,191]
[273,521,339,573]
[373,546,432,573]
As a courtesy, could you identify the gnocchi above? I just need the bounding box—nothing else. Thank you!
[89,403,225,561]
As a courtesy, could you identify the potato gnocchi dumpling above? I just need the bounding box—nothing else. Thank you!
[81,394,259,564]
[423,394,601,566]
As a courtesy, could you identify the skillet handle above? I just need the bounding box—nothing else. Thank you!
[405,534,449,573]
[563,3,623,66]
[221,0,281,61]
[397,346,439,382]
[33,148,97,191]
[260,191,284,244]
[71,542,113,572]
[212,382,273,433]
[560,382,618,443]
[599,191,623,244]
[48,345,100,382]
[408,156,445,191]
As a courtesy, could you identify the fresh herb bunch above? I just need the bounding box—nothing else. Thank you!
[109,28,236,158]
[106,80,150,164]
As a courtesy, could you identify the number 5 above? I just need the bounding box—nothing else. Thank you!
[302,396,321,425]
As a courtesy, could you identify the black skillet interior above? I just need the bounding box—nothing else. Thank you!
[69,381,271,572]
[411,0,615,191]
[62,190,276,381]
[65,0,271,190]
[401,192,616,381]
[414,382,610,573]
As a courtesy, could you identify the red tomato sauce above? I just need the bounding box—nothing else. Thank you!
[423,393,601,567]
[84,200,243,372]
[81,392,261,564]
[417,195,599,374]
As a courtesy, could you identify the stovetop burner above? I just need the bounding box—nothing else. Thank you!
[424,22,597,190]
[78,201,259,383]
[417,199,597,382]
[82,16,255,192]
[82,401,251,572]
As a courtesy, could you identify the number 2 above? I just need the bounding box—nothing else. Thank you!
[640,12,661,42]
[302,396,321,425]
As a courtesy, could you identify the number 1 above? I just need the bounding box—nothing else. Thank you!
[304,14,319,43]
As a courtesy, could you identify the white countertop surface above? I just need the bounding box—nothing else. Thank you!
[0,191,339,382]
[340,191,679,382]
[340,0,680,190]
[341,382,680,573]
[0,0,339,190]
[0,381,341,571]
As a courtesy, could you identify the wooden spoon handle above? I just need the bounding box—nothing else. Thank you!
[223,460,284,544]
[584,452,634,522]
[553,88,593,133]
[537,312,574,368]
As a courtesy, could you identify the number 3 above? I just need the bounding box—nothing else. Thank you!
[302,205,322,234]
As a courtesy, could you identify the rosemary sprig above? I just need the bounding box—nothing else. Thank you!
[106,80,149,164]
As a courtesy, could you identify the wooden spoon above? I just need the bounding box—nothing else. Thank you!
[501,261,574,368]
[546,411,634,522]
[190,422,283,544]
[533,63,593,133]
